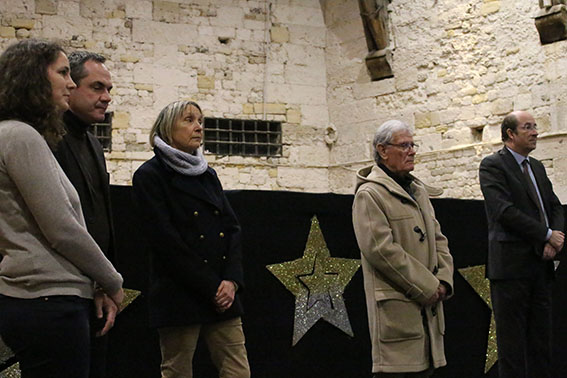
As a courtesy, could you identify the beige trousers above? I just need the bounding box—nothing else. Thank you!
[373,367,434,378]
[158,317,250,378]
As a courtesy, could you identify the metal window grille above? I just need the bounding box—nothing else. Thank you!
[203,118,282,157]
[89,112,113,152]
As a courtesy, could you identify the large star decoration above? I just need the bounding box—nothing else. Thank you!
[266,215,361,346]
[458,265,497,374]
[0,288,141,377]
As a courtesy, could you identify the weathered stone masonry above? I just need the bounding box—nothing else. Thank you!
[1,0,566,202]
[324,0,567,202]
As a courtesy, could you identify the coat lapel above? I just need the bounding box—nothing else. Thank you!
[86,132,111,203]
[500,147,540,208]
[530,159,551,215]
[170,170,223,209]
[87,133,107,179]
[63,136,91,187]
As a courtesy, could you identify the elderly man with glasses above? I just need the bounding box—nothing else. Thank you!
[352,120,454,377]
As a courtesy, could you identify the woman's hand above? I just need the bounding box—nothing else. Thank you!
[93,291,119,337]
[108,287,124,309]
[214,280,236,312]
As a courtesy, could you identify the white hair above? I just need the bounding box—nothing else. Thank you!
[372,120,413,164]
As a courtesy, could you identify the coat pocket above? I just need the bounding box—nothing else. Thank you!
[375,290,423,343]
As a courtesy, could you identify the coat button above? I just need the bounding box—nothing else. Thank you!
[194,211,199,217]
[219,232,225,238]
[214,210,220,215]
[199,234,205,240]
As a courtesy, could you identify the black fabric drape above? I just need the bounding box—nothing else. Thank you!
[103,187,567,378]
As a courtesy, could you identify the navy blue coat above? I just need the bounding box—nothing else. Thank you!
[132,152,244,328]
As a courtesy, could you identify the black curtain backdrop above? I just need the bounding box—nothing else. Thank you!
[107,186,567,378]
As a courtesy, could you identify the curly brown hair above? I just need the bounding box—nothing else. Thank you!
[0,39,67,149]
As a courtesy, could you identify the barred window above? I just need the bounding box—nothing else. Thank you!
[89,112,113,152]
[203,118,282,157]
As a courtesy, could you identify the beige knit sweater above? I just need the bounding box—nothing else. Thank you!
[0,120,122,299]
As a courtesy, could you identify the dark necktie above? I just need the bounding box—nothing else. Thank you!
[522,159,546,223]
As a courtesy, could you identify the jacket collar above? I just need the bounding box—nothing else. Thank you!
[155,154,223,209]
[499,147,548,211]
[61,112,109,196]
[356,165,443,202]
[499,147,535,198]
[378,163,415,196]
[64,111,90,138]
[357,165,418,204]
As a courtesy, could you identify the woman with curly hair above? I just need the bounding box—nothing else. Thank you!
[0,39,124,378]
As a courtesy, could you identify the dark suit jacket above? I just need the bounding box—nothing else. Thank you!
[132,153,244,328]
[54,113,115,261]
[479,147,564,279]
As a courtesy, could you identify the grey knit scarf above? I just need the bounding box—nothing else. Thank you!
[153,136,208,176]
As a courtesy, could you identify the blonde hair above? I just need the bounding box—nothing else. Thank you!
[149,100,202,147]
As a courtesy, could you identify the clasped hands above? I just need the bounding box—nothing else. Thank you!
[424,283,448,306]
[213,280,237,313]
[543,230,565,261]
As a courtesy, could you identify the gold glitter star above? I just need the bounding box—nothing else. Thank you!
[120,288,142,311]
[0,288,141,377]
[459,265,497,373]
[0,362,19,378]
[266,216,361,346]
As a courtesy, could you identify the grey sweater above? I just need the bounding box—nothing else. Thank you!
[0,120,122,299]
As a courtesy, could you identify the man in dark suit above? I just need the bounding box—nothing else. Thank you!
[479,110,565,378]
[54,51,116,378]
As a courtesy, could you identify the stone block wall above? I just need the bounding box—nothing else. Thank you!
[323,0,567,202]
[1,0,566,202]
[0,0,332,192]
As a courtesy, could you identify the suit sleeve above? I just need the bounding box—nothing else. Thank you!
[479,155,549,243]
[132,166,221,301]
[535,161,565,234]
[353,188,439,305]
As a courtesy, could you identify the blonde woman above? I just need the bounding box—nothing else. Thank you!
[132,100,250,378]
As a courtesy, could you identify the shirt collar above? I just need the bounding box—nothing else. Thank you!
[506,146,528,166]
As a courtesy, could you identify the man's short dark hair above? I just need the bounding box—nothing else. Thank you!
[501,113,518,142]
[68,51,106,86]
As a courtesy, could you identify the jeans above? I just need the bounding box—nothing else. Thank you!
[0,294,91,378]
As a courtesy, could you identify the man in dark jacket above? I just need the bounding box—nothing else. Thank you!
[54,51,116,378]
[479,110,565,378]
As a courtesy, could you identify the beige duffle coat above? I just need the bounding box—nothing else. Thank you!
[352,165,454,374]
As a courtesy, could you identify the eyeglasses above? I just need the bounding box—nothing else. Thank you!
[386,142,419,152]
[519,123,537,131]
